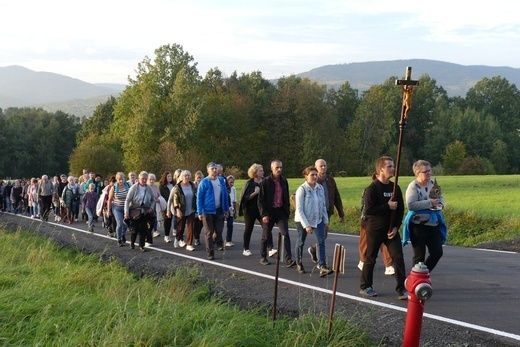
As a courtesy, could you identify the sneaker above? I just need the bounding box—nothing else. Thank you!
[260,258,270,265]
[179,240,186,248]
[297,263,306,274]
[174,240,180,248]
[318,265,334,277]
[186,245,195,251]
[164,235,171,243]
[118,242,125,247]
[243,249,252,257]
[398,291,409,300]
[225,241,234,247]
[145,242,152,247]
[308,246,318,264]
[358,260,364,271]
[385,265,395,276]
[138,246,146,252]
[207,253,215,260]
[268,249,278,258]
[153,231,160,237]
[217,245,225,251]
[359,287,378,297]
[194,239,200,246]
[285,259,296,268]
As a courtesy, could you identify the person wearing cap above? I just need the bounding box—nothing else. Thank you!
[196,162,230,260]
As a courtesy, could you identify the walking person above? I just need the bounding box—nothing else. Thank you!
[196,162,230,260]
[257,160,296,267]
[308,159,345,264]
[171,170,197,251]
[359,156,407,300]
[225,175,237,248]
[124,171,156,252]
[10,180,23,214]
[294,166,333,276]
[107,172,130,247]
[159,171,175,243]
[61,176,79,224]
[37,175,54,223]
[403,160,447,272]
[193,170,204,246]
[83,183,98,233]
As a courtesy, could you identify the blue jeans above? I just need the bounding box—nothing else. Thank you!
[296,221,326,266]
[85,207,95,229]
[112,205,127,242]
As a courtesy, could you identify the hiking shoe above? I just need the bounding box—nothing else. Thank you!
[268,249,278,258]
[260,258,270,265]
[398,291,409,300]
[297,263,306,274]
[318,265,334,277]
[243,249,252,257]
[286,259,296,268]
[385,265,395,276]
[359,287,378,297]
[308,246,318,264]
[358,260,364,271]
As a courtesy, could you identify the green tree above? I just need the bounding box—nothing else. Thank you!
[442,140,466,174]
[76,96,118,144]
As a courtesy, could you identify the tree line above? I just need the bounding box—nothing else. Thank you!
[1,43,519,179]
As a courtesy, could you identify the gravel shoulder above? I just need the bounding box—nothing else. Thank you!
[2,214,518,347]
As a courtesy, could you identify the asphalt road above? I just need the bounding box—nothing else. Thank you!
[3,212,520,344]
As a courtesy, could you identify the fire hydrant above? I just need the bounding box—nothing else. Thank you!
[403,262,433,347]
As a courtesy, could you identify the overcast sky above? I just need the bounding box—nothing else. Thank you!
[1,0,519,84]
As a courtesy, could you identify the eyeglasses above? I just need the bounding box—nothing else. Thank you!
[420,170,431,174]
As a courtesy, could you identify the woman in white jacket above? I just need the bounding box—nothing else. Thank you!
[294,166,333,277]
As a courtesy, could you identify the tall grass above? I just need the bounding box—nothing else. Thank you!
[0,228,373,347]
[236,175,520,246]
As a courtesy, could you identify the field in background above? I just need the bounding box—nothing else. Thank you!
[235,175,520,247]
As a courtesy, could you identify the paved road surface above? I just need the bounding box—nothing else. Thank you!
[4,213,520,343]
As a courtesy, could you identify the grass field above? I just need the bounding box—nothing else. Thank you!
[235,175,520,247]
[0,229,373,346]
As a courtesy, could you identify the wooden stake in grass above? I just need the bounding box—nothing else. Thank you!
[328,243,346,338]
[272,232,282,325]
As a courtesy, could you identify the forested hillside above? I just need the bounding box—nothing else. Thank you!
[1,44,519,178]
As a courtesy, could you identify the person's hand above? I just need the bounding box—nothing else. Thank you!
[124,214,130,219]
[430,198,439,208]
[254,186,260,195]
[176,210,182,219]
[387,227,398,239]
[167,211,172,218]
[262,216,269,224]
[306,226,313,234]
[198,214,204,221]
[388,200,398,210]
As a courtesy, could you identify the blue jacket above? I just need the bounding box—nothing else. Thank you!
[402,209,448,246]
[196,176,230,215]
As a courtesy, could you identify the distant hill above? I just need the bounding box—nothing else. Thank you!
[297,59,520,96]
[0,65,126,117]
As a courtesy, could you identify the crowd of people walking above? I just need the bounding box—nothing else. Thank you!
[1,157,447,300]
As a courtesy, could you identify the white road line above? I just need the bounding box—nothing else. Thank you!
[12,214,520,342]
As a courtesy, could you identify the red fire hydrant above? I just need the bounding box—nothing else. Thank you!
[403,262,433,347]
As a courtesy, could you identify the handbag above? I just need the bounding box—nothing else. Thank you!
[129,208,142,220]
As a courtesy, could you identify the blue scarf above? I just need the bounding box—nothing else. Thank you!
[402,209,448,247]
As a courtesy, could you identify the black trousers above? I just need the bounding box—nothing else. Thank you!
[410,223,443,272]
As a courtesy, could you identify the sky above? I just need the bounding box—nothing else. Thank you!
[1,0,519,85]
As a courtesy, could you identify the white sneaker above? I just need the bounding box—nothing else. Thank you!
[178,240,186,248]
[164,235,171,243]
[186,245,195,251]
[358,260,364,271]
[145,242,152,247]
[174,240,180,248]
[268,249,278,258]
[225,241,234,247]
[385,265,395,276]
[243,249,252,257]
[153,231,160,237]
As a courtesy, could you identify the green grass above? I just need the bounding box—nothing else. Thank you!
[235,175,520,247]
[0,228,374,347]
